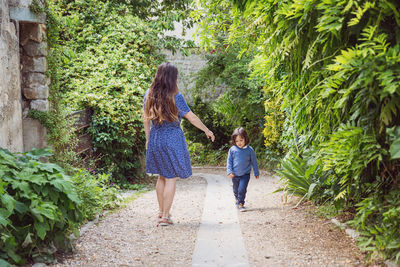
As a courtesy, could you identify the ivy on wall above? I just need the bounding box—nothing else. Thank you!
[30,0,194,181]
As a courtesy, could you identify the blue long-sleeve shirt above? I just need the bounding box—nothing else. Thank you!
[227,145,259,177]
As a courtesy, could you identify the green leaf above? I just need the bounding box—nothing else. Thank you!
[22,174,47,185]
[23,148,53,160]
[389,139,400,160]
[0,149,18,168]
[34,221,49,240]
[6,250,22,264]
[1,194,16,212]
[307,183,317,199]
[36,163,64,174]
[30,207,44,223]
[14,201,29,214]
[11,181,31,197]
[0,208,10,226]
[0,259,13,267]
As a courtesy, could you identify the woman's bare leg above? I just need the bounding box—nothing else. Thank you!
[156,176,166,214]
[162,178,177,218]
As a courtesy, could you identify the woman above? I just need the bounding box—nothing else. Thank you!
[143,62,215,226]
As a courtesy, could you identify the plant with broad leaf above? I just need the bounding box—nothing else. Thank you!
[0,148,81,265]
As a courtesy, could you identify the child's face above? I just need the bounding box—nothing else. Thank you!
[235,135,246,148]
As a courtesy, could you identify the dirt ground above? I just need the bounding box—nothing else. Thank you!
[197,168,365,267]
[50,168,366,267]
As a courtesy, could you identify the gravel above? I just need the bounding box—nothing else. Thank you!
[49,168,366,267]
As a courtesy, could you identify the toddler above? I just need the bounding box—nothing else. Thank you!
[227,127,259,212]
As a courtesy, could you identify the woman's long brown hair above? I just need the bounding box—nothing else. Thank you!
[144,63,179,124]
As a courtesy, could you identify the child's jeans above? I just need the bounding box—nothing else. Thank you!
[232,173,250,205]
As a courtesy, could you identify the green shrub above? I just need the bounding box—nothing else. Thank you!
[349,188,400,263]
[58,7,161,181]
[46,0,194,181]
[315,203,339,219]
[184,41,269,166]
[318,126,385,205]
[188,41,267,150]
[187,141,228,166]
[0,148,81,265]
[276,152,339,206]
[183,97,232,150]
[71,170,118,222]
[196,0,400,259]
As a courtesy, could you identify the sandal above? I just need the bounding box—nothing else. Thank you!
[157,211,172,221]
[158,216,173,226]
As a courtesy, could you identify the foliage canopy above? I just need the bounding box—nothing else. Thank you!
[46,0,194,181]
[193,0,400,262]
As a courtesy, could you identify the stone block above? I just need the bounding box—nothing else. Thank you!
[22,56,47,72]
[10,6,45,23]
[9,0,33,8]
[1,27,19,47]
[23,84,48,99]
[30,99,48,111]
[22,117,47,152]
[23,72,48,85]
[23,40,47,56]
[1,0,9,25]
[22,100,30,117]
[20,22,46,44]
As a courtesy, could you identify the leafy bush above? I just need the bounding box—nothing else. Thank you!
[53,1,162,181]
[194,0,400,259]
[187,141,228,166]
[0,148,81,265]
[71,170,118,222]
[184,41,273,166]
[318,126,385,204]
[183,96,232,150]
[387,126,400,160]
[276,152,340,206]
[275,153,311,201]
[191,42,266,148]
[0,148,120,265]
[45,0,194,181]
[349,189,400,263]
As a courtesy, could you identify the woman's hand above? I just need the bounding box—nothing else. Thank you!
[205,130,215,142]
[184,111,215,142]
[228,173,235,179]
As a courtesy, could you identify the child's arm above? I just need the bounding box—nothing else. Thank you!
[250,147,260,179]
[227,148,234,178]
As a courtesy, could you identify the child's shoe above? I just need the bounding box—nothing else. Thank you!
[238,203,246,212]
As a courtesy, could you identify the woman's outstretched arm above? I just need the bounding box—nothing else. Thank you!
[184,111,215,142]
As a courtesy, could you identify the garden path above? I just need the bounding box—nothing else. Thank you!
[51,168,365,267]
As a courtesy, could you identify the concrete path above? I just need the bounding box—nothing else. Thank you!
[192,173,250,267]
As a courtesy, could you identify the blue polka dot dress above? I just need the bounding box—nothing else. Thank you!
[144,91,192,179]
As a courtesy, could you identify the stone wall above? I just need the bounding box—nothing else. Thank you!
[164,49,207,103]
[0,0,24,152]
[165,48,227,103]
[20,21,48,151]
[0,0,47,152]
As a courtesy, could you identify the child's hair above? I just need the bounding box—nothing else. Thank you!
[144,62,179,124]
[231,127,249,146]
